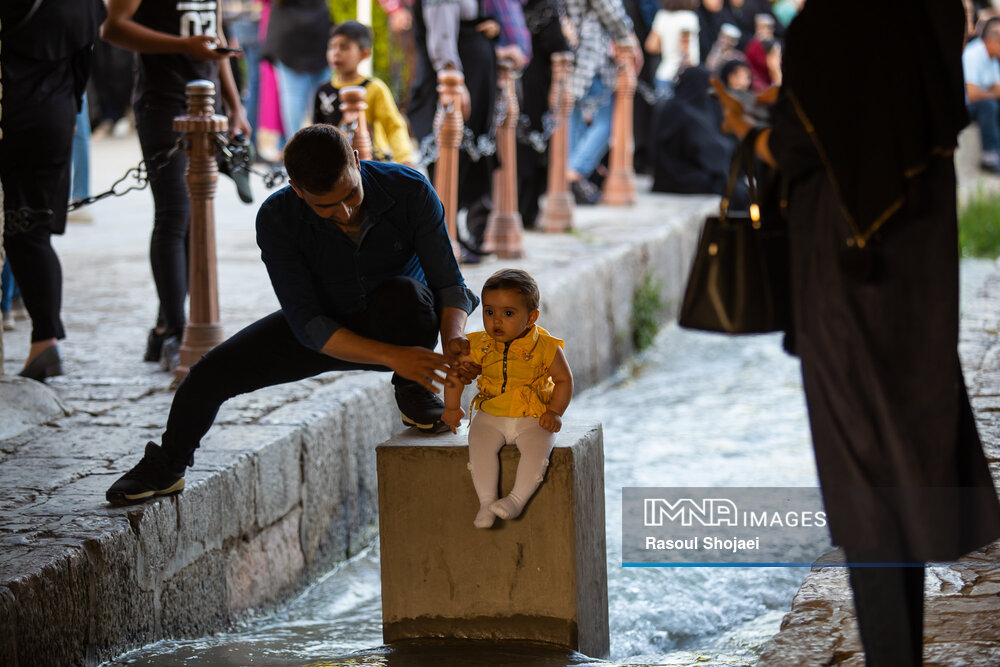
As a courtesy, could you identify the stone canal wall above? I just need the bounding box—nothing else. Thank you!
[0,188,715,666]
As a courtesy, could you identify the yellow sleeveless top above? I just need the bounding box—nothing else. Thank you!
[467,325,564,418]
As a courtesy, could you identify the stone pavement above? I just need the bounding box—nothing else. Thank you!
[0,130,714,666]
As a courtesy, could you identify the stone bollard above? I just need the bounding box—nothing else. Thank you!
[172,80,227,381]
[376,422,610,658]
[539,53,575,233]
[482,59,525,258]
[602,49,637,206]
[433,69,465,260]
[340,86,373,161]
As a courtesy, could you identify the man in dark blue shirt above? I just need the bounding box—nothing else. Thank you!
[107,125,479,505]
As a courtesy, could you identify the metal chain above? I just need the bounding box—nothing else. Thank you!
[66,139,188,213]
[212,133,288,188]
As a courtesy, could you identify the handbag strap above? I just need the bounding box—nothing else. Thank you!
[720,125,766,223]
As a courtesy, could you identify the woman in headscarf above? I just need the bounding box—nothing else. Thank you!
[649,66,746,207]
[713,1,1000,664]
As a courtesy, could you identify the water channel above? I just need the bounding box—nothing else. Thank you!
[104,259,996,667]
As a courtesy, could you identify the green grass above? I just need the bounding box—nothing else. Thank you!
[631,273,663,352]
[959,188,1000,258]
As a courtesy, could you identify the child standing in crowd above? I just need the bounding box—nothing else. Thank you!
[443,269,573,529]
[312,21,413,165]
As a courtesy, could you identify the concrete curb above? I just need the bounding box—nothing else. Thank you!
[0,186,715,666]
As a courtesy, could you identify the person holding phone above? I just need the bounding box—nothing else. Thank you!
[102,0,251,371]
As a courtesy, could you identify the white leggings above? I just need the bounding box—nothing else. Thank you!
[467,411,556,506]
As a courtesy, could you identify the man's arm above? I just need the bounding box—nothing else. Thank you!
[967,81,1000,103]
[320,328,456,393]
[214,6,251,137]
[102,0,228,60]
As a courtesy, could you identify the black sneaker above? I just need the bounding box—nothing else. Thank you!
[106,442,186,505]
[394,382,449,433]
[571,179,601,205]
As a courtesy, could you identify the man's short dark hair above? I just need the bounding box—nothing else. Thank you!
[983,17,1000,42]
[482,269,540,311]
[283,125,355,194]
[330,20,373,51]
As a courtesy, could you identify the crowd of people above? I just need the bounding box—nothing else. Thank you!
[2,0,801,378]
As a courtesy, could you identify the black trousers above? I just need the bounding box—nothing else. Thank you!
[161,277,440,467]
[3,225,65,342]
[135,99,190,333]
[845,548,925,666]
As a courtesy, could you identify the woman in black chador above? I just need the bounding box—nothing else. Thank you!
[714,1,1000,664]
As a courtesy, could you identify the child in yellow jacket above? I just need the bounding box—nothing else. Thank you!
[443,269,574,528]
[312,21,413,164]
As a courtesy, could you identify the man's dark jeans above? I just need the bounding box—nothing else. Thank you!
[161,276,440,468]
[968,99,1000,154]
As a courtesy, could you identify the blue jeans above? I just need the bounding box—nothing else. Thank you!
[226,18,261,139]
[569,75,614,178]
[968,99,1000,153]
[71,93,91,201]
[274,61,329,138]
[1,260,20,312]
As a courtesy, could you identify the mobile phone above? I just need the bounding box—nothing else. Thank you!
[212,45,243,55]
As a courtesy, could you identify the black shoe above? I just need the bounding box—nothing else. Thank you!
[981,161,1000,175]
[106,442,186,505]
[394,382,449,433]
[159,334,181,372]
[219,134,254,204]
[570,179,601,205]
[19,346,63,382]
[144,328,167,362]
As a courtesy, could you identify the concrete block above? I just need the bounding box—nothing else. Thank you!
[225,507,304,612]
[376,421,609,658]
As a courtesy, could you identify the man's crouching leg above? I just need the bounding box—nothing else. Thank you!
[350,276,449,433]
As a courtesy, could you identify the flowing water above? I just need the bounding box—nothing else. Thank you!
[103,259,996,667]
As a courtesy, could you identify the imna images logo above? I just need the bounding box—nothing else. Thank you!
[643,497,827,529]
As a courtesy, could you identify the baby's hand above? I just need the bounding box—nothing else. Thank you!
[539,410,562,433]
[442,406,465,433]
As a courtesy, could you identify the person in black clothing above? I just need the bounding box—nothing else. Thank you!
[714,1,1000,663]
[408,0,497,260]
[0,0,107,381]
[649,66,745,206]
[516,0,570,227]
[102,0,251,371]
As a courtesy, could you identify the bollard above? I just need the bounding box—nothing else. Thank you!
[433,69,465,260]
[482,59,525,258]
[340,86,373,161]
[602,49,637,206]
[376,422,610,657]
[539,53,575,233]
[172,80,227,382]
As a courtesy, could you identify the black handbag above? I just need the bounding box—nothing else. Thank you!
[678,129,790,334]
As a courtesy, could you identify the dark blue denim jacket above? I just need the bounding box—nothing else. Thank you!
[256,160,479,351]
